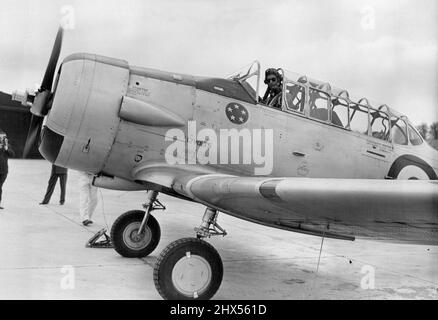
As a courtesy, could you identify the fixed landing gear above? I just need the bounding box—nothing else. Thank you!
[111,193,226,300]
[153,237,223,300]
[111,190,164,258]
[153,207,226,300]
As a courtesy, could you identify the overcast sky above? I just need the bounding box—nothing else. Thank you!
[0,0,436,124]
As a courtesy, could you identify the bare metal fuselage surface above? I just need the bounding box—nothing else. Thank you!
[40,53,438,245]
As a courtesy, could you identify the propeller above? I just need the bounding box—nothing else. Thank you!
[22,27,64,158]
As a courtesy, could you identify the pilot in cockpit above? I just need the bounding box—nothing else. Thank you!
[261,68,282,109]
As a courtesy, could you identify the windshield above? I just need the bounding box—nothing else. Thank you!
[227,61,260,102]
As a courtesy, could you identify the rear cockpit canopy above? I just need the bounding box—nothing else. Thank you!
[228,62,423,146]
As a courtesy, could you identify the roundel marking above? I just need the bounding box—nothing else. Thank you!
[396,165,429,180]
[225,102,249,125]
[388,155,437,180]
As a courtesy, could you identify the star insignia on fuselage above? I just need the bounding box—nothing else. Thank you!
[225,102,249,125]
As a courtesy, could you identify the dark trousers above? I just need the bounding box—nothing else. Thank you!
[0,172,7,203]
[42,173,67,203]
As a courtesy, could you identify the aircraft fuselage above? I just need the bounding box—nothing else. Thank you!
[40,53,438,185]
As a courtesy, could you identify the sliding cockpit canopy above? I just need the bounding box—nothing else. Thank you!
[228,62,424,146]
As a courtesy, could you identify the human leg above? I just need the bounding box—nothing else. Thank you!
[41,173,58,204]
[59,174,67,204]
[79,182,91,221]
[88,185,98,220]
[0,172,7,208]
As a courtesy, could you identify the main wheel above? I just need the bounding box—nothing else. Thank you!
[110,210,160,258]
[394,164,430,180]
[388,156,436,180]
[153,237,223,300]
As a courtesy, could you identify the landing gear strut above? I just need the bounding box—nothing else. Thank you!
[154,208,226,300]
[111,190,164,258]
[195,207,227,239]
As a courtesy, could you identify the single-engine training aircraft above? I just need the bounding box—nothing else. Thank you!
[13,28,438,300]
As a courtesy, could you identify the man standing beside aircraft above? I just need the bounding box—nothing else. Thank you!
[77,171,98,226]
[0,130,15,210]
[261,68,283,108]
[39,164,68,205]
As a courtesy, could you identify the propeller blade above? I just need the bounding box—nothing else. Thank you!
[22,115,43,158]
[41,27,64,92]
[30,27,63,117]
[22,27,64,158]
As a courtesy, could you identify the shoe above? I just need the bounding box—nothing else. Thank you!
[82,219,93,226]
[59,201,64,205]
[0,206,3,209]
[39,202,48,205]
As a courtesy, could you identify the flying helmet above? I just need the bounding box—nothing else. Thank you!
[264,68,283,84]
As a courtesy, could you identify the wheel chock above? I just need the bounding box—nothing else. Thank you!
[86,228,113,248]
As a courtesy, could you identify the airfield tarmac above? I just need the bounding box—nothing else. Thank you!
[0,159,437,300]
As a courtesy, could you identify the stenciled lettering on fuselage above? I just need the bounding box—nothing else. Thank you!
[164,102,273,175]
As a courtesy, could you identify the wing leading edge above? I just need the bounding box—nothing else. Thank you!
[172,175,438,244]
[133,164,438,244]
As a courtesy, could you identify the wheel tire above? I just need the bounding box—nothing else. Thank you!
[110,210,160,258]
[388,156,436,180]
[153,237,223,300]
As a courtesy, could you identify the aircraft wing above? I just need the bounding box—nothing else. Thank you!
[134,167,438,244]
